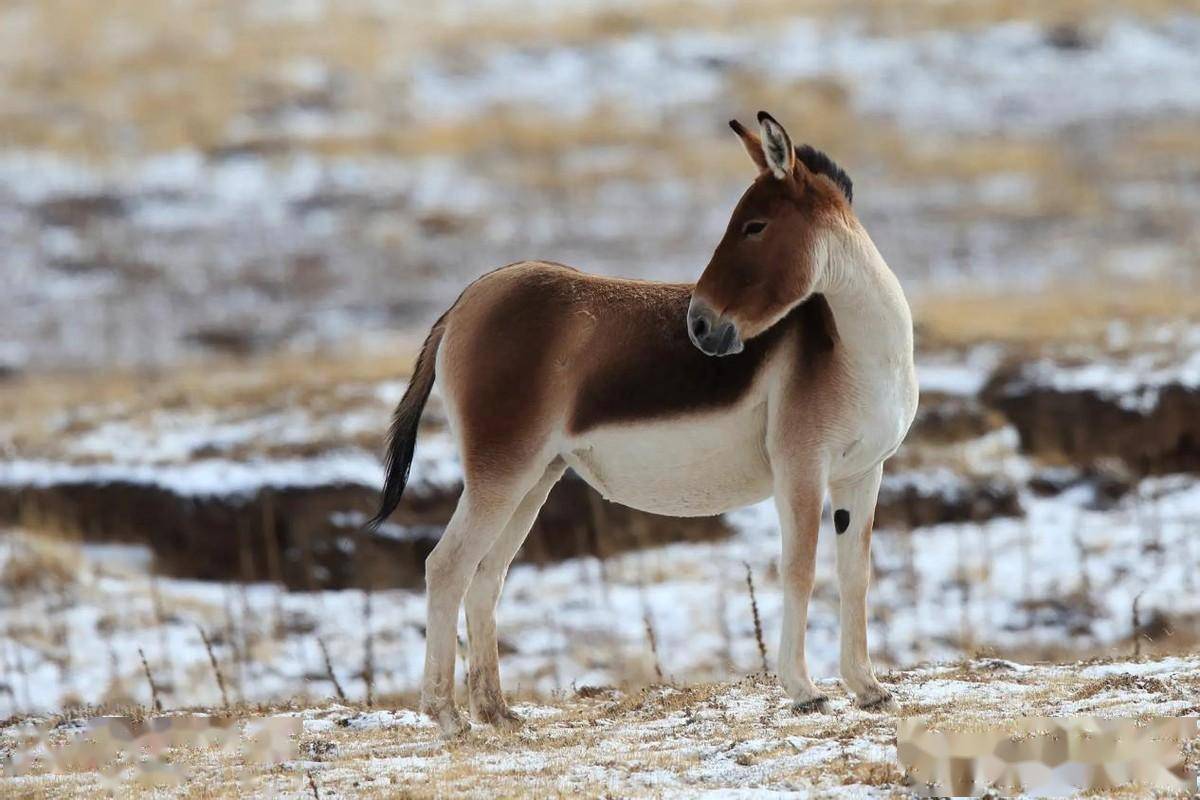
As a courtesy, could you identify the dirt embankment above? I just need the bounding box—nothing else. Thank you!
[0,451,1031,590]
[984,363,1200,475]
[0,472,730,590]
[12,345,1200,590]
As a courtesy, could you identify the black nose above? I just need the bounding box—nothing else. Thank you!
[687,300,744,357]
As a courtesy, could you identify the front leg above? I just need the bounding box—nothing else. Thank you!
[774,478,828,712]
[829,463,895,711]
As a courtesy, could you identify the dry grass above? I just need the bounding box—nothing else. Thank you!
[2,0,1195,161]
[3,0,1196,317]
[1122,121,1200,173]
[0,336,419,460]
[4,271,1192,465]
[10,270,1179,444]
[253,65,1189,207]
[3,655,1197,798]
[411,0,1200,48]
[0,0,412,158]
[914,277,1200,351]
[0,533,78,596]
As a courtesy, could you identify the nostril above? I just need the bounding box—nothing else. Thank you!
[691,315,710,340]
[718,323,736,353]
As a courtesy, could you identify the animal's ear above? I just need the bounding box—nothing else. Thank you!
[728,119,769,174]
[756,111,795,180]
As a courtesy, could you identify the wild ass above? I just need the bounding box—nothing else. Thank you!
[371,112,918,735]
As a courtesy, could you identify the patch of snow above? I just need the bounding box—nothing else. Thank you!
[1007,348,1200,414]
[343,709,433,729]
[0,454,385,497]
[3,463,1199,721]
[1078,657,1197,679]
[916,345,1004,397]
[408,17,1200,137]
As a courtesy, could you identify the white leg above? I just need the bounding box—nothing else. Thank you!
[774,480,828,712]
[421,482,526,736]
[464,460,564,728]
[829,463,894,711]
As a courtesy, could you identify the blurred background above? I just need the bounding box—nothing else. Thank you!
[1,0,1198,715]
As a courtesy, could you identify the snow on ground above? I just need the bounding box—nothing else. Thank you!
[411,16,1200,136]
[4,8,1199,370]
[2,447,1198,717]
[3,656,1198,798]
[1001,340,1200,414]
[0,434,456,501]
[0,456,383,499]
[0,370,459,494]
[915,345,1004,397]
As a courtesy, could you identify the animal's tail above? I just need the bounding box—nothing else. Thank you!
[367,313,449,530]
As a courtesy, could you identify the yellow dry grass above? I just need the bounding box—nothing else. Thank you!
[0,337,419,460]
[914,277,1200,351]
[420,0,1200,47]
[3,0,1196,161]
[0,532,79,596]
[2,655,1197,798]
[4,271,1193,462]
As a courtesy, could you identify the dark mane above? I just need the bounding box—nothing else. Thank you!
[795,144,853,204]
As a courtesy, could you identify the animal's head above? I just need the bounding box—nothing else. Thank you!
[688,111,854,356]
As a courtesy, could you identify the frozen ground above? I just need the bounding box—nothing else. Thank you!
[2,432,1198,716]
[411,16,1200,135]
[2,3,1198,370]
[2,655,1198,797]
[3,329,1199,716]
[1002,325,1200,414]
[2,6,1198,796]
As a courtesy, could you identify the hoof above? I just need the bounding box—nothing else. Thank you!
[424,703,470,737]
[791,695,830,714]
[473,704,524,732]
[856,690,897,713]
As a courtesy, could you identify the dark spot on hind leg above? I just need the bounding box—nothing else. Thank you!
[834,509,850,534]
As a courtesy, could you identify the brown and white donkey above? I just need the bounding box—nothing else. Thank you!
[372,112,919,735]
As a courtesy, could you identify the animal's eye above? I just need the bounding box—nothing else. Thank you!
[742,220,767,236]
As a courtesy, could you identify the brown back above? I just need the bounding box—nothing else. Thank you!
[568,281,839,433]
[442,263,839,444]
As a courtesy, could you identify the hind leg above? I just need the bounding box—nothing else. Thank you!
[421,474,537,736]
[464,459,565,729]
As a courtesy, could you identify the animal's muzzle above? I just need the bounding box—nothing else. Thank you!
[687,298,744,357]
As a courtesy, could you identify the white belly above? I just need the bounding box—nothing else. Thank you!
[562,404,773,517]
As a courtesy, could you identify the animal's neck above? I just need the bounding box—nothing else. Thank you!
[816,225,914,374]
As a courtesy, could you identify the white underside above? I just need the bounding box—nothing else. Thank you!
[562,402,774,517]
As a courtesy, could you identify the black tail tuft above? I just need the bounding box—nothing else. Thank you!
[366,318,446,530]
